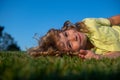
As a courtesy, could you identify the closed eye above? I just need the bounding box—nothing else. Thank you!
[76,36,78,41]
[68,41,72,49]
[64,32,68,37]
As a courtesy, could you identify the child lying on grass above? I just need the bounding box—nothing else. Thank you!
[28,14,120,59]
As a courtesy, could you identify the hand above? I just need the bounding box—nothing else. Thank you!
[78,49,99,59]
[108,15,120,25]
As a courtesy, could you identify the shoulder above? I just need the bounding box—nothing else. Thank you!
[82,18,109,22]
[82,18,97,25]
[82,18,110,26]
[82,18,95,22]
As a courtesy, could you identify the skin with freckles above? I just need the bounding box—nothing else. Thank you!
[57,29,87,52]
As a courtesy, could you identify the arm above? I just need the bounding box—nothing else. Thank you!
[108,15,120,26]
[103,51,120,59]
[78,50,120,59]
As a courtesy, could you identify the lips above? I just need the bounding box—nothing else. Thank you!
[78,33,81,43]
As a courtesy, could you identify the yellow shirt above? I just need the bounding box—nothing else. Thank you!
[82,18,120,54]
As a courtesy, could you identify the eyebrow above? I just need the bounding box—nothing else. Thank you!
[57,33,61,39]
[66,40,72,50]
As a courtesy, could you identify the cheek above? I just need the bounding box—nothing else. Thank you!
[72,42,80,51]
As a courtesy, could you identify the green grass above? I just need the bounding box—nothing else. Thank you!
[0,51,120,80]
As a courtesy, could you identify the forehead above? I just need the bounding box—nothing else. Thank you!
[56,32,67,51]
[58,29,76,38]
[64,29,76,32]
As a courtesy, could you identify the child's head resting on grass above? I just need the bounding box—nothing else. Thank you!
[27,15,120,59]
[27,21,91,57]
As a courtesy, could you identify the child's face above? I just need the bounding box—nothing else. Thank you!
[57,29,87,52]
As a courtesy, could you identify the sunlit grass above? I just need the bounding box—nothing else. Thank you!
[0,51,120,80]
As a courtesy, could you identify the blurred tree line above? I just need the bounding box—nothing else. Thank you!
[0,26,21,51]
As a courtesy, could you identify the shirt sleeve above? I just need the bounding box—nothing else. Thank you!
[82,18,120,55]
[82,18,111,33]
[95,18,111,26]
[82,18,111,27]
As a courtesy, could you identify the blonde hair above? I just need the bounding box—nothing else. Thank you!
[27,29,64,57]
[27,21,88,57]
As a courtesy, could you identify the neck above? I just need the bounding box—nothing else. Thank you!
[85,37,94,50]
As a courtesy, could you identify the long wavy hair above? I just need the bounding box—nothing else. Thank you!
[27,21,89,57]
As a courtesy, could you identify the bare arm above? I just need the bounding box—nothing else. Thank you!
[78,50,120,59]
[108,15,120,26]
[102,51,120,59]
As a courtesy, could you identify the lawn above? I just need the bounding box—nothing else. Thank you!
[0,51,120,80]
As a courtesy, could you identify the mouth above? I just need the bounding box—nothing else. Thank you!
[78,33,81,43]
[77,33,82,51]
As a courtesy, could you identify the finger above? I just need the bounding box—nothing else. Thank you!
[79,49,88,55]
[78,54,85,59]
